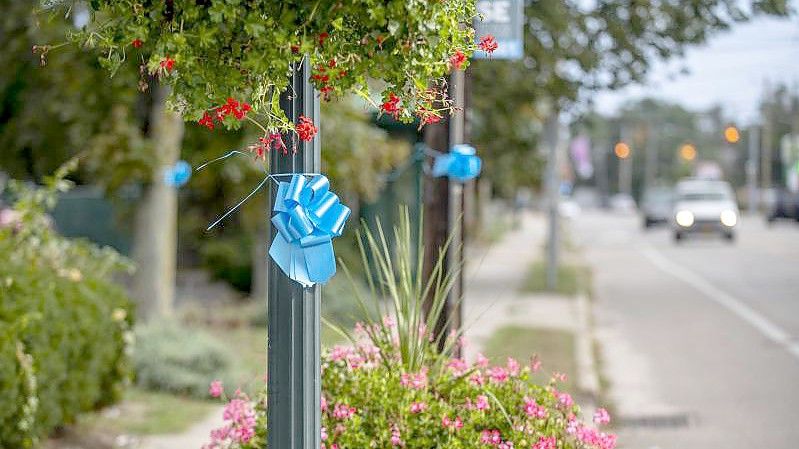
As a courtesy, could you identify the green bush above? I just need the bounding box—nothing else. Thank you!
[132,321,236,398]
[201,236,253,293]
[0,172,133,448]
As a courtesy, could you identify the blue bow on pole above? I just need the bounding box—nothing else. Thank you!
[163,160,192,188]
[269,174,351,288]
[432,144,482,182]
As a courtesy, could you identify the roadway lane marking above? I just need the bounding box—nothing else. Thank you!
[639,245,799,363]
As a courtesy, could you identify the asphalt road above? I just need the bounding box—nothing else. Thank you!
[571,211,799,449]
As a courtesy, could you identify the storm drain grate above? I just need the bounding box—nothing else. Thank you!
[616,413,691,429]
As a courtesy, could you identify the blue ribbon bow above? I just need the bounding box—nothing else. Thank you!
[163,160,192,188]
[269,174,351,287]
[432,144,482,182]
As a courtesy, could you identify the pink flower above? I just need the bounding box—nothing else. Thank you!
[556,391,573,408]
[410,402,428,414]
[321,396,328,412]
[390,424,403,447]
[400,368,428,390]
[488,366,508,383]
[498,441,514,449]
[481,429,501,445]
[475,353,490,368]
[447,358,468,376]
[329,345,352,362]
[474,395,490,411]
[441,415,463,431]
[321,426,328,441]
[523,398,548,419]
[506,357,520,376]
[469,372,485,386]
[552,372,567,383]
[593,407,611,425]
[332,403,357,420]
[209,380,224,398]
[532,436,556,449]
[222,398,256,443]
[530,355,542,373]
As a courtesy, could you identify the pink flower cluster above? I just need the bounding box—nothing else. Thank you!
[532,436,557,449]
[523,397,548,419]
[409,401,428,414]
[203,383,256,449]
[400,368,428,390]
[441,415,463,431]
[332,402,357,420]
[481,429,502,445]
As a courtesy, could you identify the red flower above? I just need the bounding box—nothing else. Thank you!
[478,35,498,54]
[450,50,467,70]
[320,85,334,101]
[381,93,402,118]
[218,98,251,120]
[290,44,300,54]
[318,32,329,46]
[198,111,215,130]
[418,107,441,126]
[295,115,318,142]
[160,56,175,72]
[131,39,143,48]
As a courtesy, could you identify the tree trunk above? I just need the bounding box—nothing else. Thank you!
[131,85,184,322]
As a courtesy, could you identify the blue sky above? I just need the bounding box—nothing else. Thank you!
[593,12,799,124]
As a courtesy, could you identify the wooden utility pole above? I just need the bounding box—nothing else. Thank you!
[267,58,321,449]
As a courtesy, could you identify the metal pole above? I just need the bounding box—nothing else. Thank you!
[747,126,760,214]
[545,111,560,291]
[644,127,657,190]
[447,68,465,351]
[267,57,321,449]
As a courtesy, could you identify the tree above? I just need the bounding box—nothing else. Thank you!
[471,0,792,194]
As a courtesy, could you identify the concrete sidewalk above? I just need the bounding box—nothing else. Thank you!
[462,211,600,396]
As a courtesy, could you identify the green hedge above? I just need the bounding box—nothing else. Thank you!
[0,178,133,448]
[132,321,235,398]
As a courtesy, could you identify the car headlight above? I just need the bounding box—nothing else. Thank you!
[720,209,737,227]
[675,210,694,227]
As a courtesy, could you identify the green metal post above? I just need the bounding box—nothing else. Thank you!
[267,57,321,449]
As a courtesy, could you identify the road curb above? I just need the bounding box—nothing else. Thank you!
[575,293,600,398]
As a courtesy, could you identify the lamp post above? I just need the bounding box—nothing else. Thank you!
[267,57,321,449]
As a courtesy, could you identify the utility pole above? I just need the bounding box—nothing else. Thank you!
[447,68,466,350]
[618,127,633,196]
[544,110,560,291]
[761,88,774,192]
[644,126,658,190]
[747,126,760,214]
[267,57,321,449]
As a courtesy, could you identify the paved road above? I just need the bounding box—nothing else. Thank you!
[572,211,799,449]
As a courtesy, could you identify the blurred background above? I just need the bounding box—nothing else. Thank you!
[1,1,798,449]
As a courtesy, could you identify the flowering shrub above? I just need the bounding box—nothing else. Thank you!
[42,0,482,143]
[203,333,616,449]
[0,163,133,448]
[202,210,616,449]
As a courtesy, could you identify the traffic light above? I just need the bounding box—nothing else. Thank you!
[680,143,697,161]
[614,142,631,159]
[724,125,740,144]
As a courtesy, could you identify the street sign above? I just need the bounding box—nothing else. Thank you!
[473,0,524,60]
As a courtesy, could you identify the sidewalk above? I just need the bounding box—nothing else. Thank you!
[463,211,600,397]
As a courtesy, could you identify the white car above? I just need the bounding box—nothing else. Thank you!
[671,179,739,242]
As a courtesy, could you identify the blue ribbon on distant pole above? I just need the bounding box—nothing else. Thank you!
[432,144,482,182]
[163,160,192,187]
[269,174,351,288]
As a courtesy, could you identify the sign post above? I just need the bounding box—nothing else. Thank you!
[267,57,321,449]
